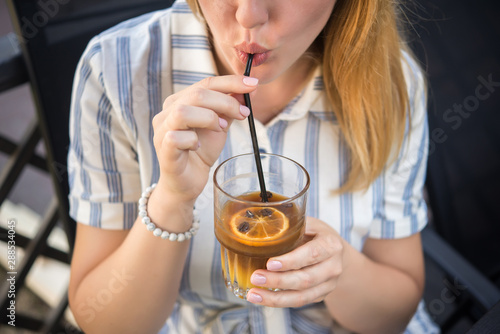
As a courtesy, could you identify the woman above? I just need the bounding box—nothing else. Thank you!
[67,0,438,333]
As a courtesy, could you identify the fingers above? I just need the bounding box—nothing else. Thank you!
[197,75,259,94]
[163,75,257,123]
[251,253,342,291]
[166,105,229,132]
[246,251,342,308]
[178,87,250,122]
[266,233,343,271]
[245,218,345,308]
[159,130,200,169]
[246,280,337,308]
[151,75,258,196]
[164,130,200,152]
[154,76,257,153]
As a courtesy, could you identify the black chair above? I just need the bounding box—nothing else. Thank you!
[410,0,500,332]
[0,0,499,333]
[414,0,500,284]
[0,0,173,332]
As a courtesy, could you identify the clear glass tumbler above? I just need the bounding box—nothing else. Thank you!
[214,153,309,299]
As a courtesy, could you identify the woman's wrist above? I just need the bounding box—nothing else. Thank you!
[139,184,199,241]
[145,183,197,233]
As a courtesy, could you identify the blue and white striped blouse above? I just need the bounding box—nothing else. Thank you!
[67,1,439,333]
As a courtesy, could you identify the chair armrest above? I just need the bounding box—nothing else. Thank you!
[0,32,28,92]
[466,300,500,333]
[422,227,500,311]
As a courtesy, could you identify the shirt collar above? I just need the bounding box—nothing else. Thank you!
[269,66,337,126]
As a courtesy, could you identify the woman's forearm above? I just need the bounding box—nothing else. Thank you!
[69,193,195,333]
[324,241,422,334]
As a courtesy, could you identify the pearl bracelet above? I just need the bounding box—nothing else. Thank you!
[138,183,200,242]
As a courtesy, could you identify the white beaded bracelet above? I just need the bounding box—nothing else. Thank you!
[138,183,200,242]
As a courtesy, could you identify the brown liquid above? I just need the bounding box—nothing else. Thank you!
[215,191,304,298]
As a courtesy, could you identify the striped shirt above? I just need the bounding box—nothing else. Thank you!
[68,1,439,333]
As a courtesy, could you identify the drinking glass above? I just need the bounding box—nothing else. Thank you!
[214,153,309,299]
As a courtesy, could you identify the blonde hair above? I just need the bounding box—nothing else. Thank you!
[186,0,420,193]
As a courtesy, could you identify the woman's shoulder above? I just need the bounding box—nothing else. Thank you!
[400,50,427,123]
[75,6,178,88]
[401,50,426,96]
[92,1,197,45]
[89,7,174,49]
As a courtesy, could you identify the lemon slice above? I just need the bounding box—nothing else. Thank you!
[229,207,289,245]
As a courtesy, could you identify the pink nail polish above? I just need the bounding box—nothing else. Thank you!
[243,77,259,86]
[251,273,266,285]
[219,117,228,129]
[240,105,250,117]
[247,293,263,303]
[267,260,282,270]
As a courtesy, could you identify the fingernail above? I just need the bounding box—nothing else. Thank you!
[219,117,228,129]
[243,77,259,86]
[267,260,282,270]
[247,293,263,303]
[240,105,250,117]
[251,273,266,285]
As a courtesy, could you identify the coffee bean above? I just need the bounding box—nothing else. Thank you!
[260,208,273,217]
[245,210,255,218]
[238,221,250,232]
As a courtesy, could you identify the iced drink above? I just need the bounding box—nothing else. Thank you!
[214,153,309,299]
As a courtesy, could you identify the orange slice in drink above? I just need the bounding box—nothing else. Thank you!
[229,207,289,246]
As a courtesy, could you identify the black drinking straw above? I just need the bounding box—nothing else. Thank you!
[243,54,269,202]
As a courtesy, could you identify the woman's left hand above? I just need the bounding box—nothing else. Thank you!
[247,217,346,307]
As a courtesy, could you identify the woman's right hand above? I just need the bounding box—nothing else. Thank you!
[152,75,258,204]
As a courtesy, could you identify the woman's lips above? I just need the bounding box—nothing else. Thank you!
[235,45,271,67]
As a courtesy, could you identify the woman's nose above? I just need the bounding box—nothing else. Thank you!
[235,0,269,29]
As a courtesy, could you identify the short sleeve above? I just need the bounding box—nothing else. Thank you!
[369,54,429,239]
[67,37,141,230]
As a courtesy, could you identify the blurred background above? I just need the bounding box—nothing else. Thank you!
[0,0,499,333]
